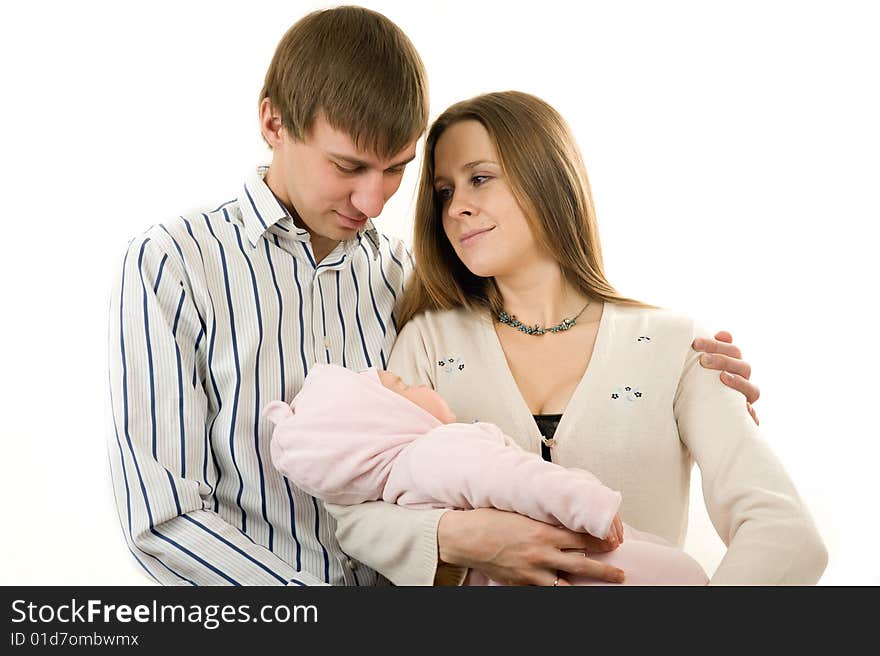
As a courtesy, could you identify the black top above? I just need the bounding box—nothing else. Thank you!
[533,413,562,462]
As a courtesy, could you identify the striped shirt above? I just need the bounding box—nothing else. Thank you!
[107,168,412,585]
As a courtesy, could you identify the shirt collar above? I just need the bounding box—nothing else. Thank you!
[349,222,381,261]
[239,166,381,259]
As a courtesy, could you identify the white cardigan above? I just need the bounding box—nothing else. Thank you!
[329,302,827,585]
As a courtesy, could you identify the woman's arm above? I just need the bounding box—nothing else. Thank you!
[675,339,827,584]
[324,320,457,585]
[325,502,460,586]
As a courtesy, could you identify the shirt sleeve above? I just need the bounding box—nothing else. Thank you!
[324,317,463,585]
[107,233,324,586]
[674,336,828,585]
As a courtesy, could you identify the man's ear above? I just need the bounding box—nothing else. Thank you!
[259,98,285,149]
[261,400,294,426]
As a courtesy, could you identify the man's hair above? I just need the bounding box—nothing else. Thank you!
[260,6,428,158]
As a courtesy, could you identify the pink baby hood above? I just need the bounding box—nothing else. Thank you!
[263,363,441,505]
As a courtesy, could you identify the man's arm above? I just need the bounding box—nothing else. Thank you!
[108,233,323,585]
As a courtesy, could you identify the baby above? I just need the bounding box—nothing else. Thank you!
[263,363,708,586]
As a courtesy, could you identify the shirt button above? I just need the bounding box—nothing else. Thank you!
[346,558,357,571]
[323,336,332,349]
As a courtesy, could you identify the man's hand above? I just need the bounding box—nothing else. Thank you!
[692,330,760,425]
[437,508,625,586]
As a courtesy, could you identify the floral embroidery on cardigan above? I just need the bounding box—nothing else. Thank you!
[611,386,642,402]
[437,356,465,374]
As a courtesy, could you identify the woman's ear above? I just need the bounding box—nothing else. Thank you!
[261,400,294,425]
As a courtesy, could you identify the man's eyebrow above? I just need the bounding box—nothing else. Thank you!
[328,152,416,170]
[389,154,417,169]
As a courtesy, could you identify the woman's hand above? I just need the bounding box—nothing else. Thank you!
[437,508,625,586]
[692,330,761,425]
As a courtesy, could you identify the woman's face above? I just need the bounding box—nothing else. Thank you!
[433,120,542,278]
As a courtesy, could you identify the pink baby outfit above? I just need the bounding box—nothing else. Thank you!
[265,364,707,586]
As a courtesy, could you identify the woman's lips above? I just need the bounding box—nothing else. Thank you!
[460,226,495,246]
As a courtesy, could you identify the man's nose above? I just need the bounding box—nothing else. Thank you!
[350,173,385,218]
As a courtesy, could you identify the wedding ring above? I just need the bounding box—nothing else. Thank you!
[552,576,559,587]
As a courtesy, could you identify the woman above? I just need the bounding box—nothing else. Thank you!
[366,90,825,585]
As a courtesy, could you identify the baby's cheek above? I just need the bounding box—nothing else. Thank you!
[405,389,451,423]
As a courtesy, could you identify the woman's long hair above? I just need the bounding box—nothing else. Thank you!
[397,91,648,328]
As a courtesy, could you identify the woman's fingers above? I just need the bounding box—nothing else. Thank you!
[556,530,617,553]
[556,550,625,583]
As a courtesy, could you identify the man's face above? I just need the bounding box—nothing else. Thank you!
[272,115,418,243]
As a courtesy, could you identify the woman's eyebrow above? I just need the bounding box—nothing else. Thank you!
[462,160,498,169]
[434,160,498,184]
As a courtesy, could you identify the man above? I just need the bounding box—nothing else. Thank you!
[108,6,759,586]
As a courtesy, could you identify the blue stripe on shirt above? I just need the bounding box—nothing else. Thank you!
[311,496,330,584]
[232,219,275,551]
[154,254,168,293]
[171,289,187,478]
[299,241,317,269]
[203,214,247,531]
[317,276,330,364]
[350,263,372,367]
[268,236,287,400]
[181,515,288,584]
[335,270,348,368]
[292,257,309,374]
[151,526,240,585]
[243,185,269,231]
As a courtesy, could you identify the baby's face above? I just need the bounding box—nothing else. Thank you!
[378,371,457,424]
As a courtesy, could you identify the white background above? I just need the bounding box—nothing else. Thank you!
[1,0,877,585]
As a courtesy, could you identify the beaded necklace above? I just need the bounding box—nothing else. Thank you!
[497,300,591,336]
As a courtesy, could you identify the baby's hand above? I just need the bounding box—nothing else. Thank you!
[567,512,624,554]
[594,513,624,551]
[608,512,624,547]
